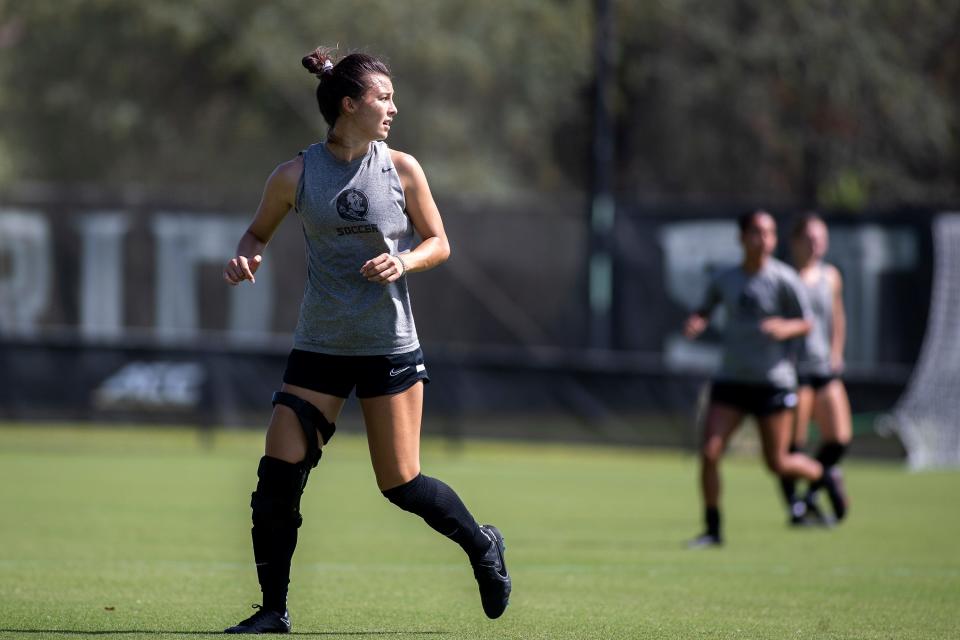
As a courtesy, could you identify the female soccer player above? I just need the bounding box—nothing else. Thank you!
[779,213,852,523]
[683,210,845,546]
[222,47,510,633]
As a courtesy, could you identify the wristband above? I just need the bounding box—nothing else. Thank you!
[395,254,407,276]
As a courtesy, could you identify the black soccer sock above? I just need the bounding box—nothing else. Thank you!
[705,506,721,538]
[815,441,848,469]
[779,475,797,506]
[805,441,848,497]
[250,456,311,613]
[383,473,491,560]
[779,443,803,506]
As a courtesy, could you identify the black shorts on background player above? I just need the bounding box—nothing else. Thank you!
[709,381,798,416]
[796,374,837,391]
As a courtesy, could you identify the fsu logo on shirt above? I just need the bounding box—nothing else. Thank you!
[336,189,369,221]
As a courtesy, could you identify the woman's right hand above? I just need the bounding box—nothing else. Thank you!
[684,313,708,339]
[223,254,263,285]
[222,156,301,287]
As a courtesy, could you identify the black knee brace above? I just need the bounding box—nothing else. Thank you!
[271,391,336,469]
[251,456,310,529]
[251,392,333,529]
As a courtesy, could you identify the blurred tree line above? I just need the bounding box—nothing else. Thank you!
[0,0,957,210]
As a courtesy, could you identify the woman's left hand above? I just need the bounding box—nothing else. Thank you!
[830,352,845,374]
[360,253,406,284]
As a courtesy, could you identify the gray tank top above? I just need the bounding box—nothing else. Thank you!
[291,140,419,356]
[699,258,811,388]
[797,265,833,376]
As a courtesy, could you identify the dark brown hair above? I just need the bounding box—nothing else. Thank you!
[302,47,391,128]
[790,211,824,239]
[737,209,772,233]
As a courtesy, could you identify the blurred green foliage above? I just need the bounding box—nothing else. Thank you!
[0,0,957,208]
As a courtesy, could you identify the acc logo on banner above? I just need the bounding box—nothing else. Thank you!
[94,361,206,410]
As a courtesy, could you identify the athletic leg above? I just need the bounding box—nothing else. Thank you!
[264,384,345,464]
[227,384,344,633]
[757,410,822,481]
[792,385,815,450]
[780,386,814,511]
[692,403,744,545]
[755,407,851,529]
[812,379,852,456]
[361,382,489,556]
[361,383,509,618]
[809,380,852,519]
[360,381,423,490]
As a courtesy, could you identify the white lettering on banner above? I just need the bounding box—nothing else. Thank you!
[76,212,129,339]
[0,207,925,364]
[151,213,272,341]
[0,209,51,335]
[93,361,206,409]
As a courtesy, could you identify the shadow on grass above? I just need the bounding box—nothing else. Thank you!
[0,631,448,637]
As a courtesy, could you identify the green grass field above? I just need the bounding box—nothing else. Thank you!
[1,423,958,639]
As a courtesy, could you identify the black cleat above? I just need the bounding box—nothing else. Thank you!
[821,466,849,521]
[224,605,291,634]
[686,532,723,548]
[472,524,511,619]
[790,498,834,528]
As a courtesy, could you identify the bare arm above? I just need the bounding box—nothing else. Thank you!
[828,265,846,371]
[762,269,813,341]
[684,272,724,339]
[223,156,302,285]
[360,150,450,283]
[760,317,811,341]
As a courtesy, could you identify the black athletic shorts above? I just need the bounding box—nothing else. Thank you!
[797,373,838,391]
[282,347,430,399]
[710,381,798,417]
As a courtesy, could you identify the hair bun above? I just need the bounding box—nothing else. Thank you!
[302,47,335,79]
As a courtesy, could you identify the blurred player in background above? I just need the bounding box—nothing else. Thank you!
[683,210,846,547]
[222,46,510,633]
[778,213,852,524]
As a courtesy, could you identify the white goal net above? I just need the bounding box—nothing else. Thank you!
[880,213,960,469]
